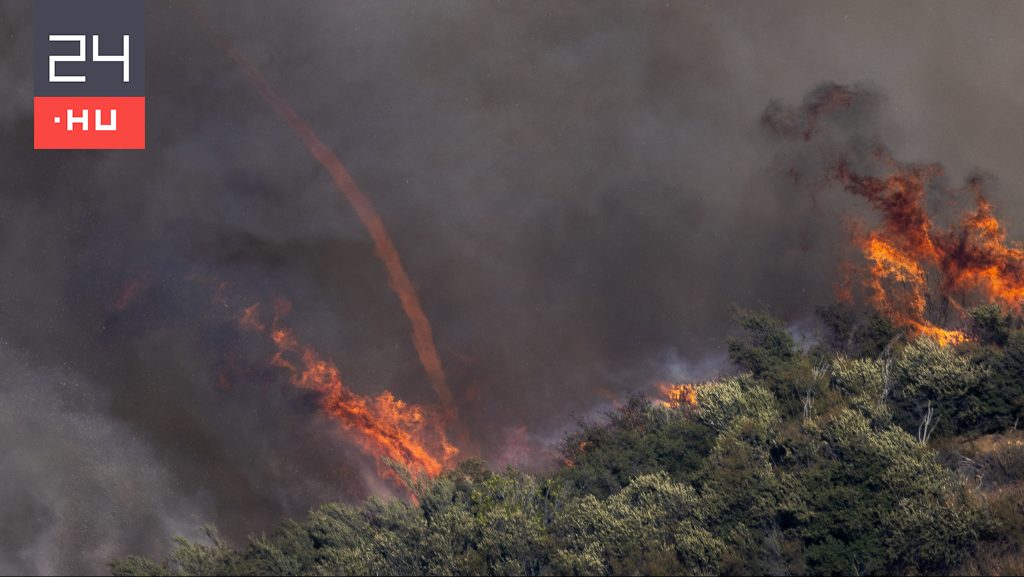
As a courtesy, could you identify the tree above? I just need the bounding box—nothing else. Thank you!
[817,304,900,359]
[889,338,988,439]
[551,473,723,576]
[727,307,796,376]
[969,304,1018,347]
[112,308,1004,577]
[553,395,715,499]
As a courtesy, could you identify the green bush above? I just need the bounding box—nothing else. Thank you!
[114,307,1008,577]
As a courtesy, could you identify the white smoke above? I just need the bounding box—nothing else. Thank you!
[0,341,205,576]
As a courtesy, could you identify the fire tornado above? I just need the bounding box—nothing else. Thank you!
[184,3,457,418]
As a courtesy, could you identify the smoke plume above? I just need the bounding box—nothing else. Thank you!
[2,1,1024,573]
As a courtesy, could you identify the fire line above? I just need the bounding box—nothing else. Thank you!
[239,301,457,479]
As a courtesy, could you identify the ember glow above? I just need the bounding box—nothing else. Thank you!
[239,301,458,479]
[654,382,699,409]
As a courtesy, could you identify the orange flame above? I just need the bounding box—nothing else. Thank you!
[654,382,699,409]
[830,152,1024,343]
[240,301,457,478]
[857,234,967,346]
[562,440,591,469]
[938,191,1024,308]
[767,85,1024,343]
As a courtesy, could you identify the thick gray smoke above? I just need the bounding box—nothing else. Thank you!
[1,1,1024,574]
[0,343,204,575]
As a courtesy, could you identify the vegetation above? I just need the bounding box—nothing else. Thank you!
[113,306,1024,576]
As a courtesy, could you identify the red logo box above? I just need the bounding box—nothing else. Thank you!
[34,96,145,149]
[35,1,145,150]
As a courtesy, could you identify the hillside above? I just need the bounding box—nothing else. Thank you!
[111,306,1024,576]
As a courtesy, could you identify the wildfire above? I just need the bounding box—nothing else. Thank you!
[832,155,1024,344]
[768,84,1024,344]
[184,2,457,421]
[240,300,457,478]
[939,192,1024,308]
[655,382,699,409]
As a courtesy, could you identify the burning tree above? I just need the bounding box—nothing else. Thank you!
[766,84,1024,346]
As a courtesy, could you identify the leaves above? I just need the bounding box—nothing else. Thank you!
[113,308,1018,576]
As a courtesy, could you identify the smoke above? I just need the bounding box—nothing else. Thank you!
[2,0,1024,573]
[0,342,203,575]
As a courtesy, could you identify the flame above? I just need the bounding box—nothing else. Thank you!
[938,192,1024,308]
[654,382,699,409]
[769,85,1024,343]
[240,301,457,478]
[830,154,1024,343]
[857,235,967,346]
[562,440,592,469]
